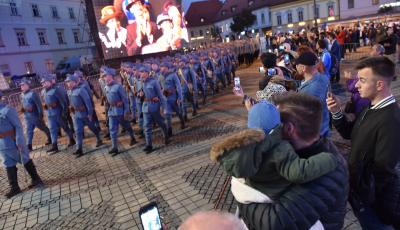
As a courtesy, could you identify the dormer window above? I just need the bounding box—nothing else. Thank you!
[200,17,204,22]
[221,10,226,16]
[231,6,236,12]
[248,0,254,6]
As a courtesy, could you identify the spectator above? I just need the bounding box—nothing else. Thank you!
[381,27,398,81]
[329,33,341,82]
[362,26,367,46]
[317,39,331,79]
[345,29,352,53]
[376,25,385,44]
[238,92,349,230]
[179,211,247,230]
[370,44,385,57]
[344,70,370,118]
[258,52,291,90]
[350,28,357,52]
[368,23,377,47]
[256,82,287,104]
[295,51,330,137]
[327,57,400,229]
[337,26,345,60]
[294,46,325,82]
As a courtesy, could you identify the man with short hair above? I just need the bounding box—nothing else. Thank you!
[317,39,331,79]
[329,33,341,82]
[179,211,247,230]
[327,57,400,229]
[370,44,385,57]
[382,27,398,81]
[239,92,349,230]
[295,51,330,137]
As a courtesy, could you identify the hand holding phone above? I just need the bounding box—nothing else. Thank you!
[140,202,162,230]
[234,77,240,90]
[259,67,265,72]
[267,68,277,76]
[327,84,332,98]
[284,54,290,65]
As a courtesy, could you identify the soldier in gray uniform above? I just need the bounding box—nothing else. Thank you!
[0,90,43,198]
[177,56,197,121]
[189,54,207,105]
[20,78,51,151]
[66,74,104,157]
[50,74,74,135]
[201,50,216,96]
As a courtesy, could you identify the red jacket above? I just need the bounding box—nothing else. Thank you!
[337,31,345,44]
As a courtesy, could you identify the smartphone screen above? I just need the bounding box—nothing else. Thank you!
[268,49,272,53]
[234,77,240,90]
[279,45,285,50]
[274,48,278,53]
[284,54,289,64]
[140,202,162,230]
[259,67,264,72]
[327,84,332,98]
[267,68,277,76]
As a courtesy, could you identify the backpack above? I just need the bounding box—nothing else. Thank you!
[323,51,338,75]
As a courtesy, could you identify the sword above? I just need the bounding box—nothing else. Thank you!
[18,147,28,183]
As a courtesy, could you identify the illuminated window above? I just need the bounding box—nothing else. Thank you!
[25,62,34,74]
[45,59,53,71]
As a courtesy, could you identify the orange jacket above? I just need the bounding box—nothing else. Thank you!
[337,31,345,44]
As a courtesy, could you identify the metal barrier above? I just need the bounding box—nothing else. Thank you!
[341,43,370,61]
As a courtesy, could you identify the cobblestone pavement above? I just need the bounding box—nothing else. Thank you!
[1,55,400,230]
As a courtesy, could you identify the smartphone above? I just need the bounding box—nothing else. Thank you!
[267,68,277,76]
[259,67,265,72]
[234,77,240,90]
[139,202,162,230]
[284,54,290,65]
[279,45,285,50]
[327,83,332,98]
[268,49,273,53]
[274,48,278,53]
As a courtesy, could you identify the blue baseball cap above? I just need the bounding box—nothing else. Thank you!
[20,77,32,86]
[160,62,171,68]
[101,68,116,77]
[139,65,151,73]
[65,74,78,82]
[41,75,53,83]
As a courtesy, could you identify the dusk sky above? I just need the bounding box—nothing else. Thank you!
[183,0,205,13]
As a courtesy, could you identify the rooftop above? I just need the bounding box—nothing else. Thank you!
[185,0,224,28]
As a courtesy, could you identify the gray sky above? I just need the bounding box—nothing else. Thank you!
[183,0,204,13]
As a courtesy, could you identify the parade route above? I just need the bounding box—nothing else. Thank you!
[1,57,399,230]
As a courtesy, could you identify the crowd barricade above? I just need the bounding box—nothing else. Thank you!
[342,43,370,61]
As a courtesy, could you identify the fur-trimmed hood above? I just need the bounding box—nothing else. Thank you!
[209,128,266,163]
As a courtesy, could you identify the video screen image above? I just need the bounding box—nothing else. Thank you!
[91,0,188,59]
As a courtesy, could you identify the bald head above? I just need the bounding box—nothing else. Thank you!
[179,211,246,230]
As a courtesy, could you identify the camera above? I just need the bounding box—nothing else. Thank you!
[284,54,290,65]
[267,68,277,76]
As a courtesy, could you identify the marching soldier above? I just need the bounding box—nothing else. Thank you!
[201,50,216,96]
[221,47,233,86]
[66,74,104,157]
[103,68,137,156]
[0,90,43,198]
[41,75,75,153]
[177,56,197,121]
[151,60,163,86]
[139,65,169,153]
[212,48,226,92]
[227,46,238,80]
[99,66,112,139]
[160,61,185,136]
[189,54,207,105]
[50,75,74,134]
[125,62,137,125]
[20,78,52,151]
[133,64,145,137]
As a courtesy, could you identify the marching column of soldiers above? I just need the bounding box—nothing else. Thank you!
[0,39,259,199]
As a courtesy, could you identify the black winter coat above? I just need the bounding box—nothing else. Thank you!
[238,138,349,230]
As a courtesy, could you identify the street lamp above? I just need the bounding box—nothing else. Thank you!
[313,0,318,29]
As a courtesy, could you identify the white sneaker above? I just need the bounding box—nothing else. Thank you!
[341,58,345,61]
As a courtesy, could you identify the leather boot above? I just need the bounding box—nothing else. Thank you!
[164,137,170,145]
[68,138,76,147]
[47,143,58,153]
[27,144,32,151]
[95,140,104,147]
[192,111,197,116]
[143,145,153,153]
[57,130,62,137]
[181,121,185,130]
[183,115,188,122]
[167,128,173,136]
[196,103,199,109]
[109,148,119,157]
[137,130,144,138]
[121,127,126,133]
[73,149,83,156]
[24,159,43,189]
[130,137,137,146]
[131,119,136,124]
[103,132,111,139]
[45,138,51,146]
[5,166,21,198]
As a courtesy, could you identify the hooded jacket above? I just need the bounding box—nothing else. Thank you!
[209,126,338,200]
[376,26,385,44]
[238,137,349,230]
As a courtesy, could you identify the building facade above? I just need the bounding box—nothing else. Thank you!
[270,0,339,34]
[0,0,92,78]
[339,0,393,19]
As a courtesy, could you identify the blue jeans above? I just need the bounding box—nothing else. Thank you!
[353,207,390,230]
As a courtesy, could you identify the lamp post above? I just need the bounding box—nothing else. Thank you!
[313,0,318,29]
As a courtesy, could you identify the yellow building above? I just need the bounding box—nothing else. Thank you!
[270,0,339,34]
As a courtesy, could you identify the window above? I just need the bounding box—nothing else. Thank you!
[38,32,47,44]
[31,4,40,17]
[231,6,236,12]
[298,11,304,21]
[254,16,258,25]
[221,25,223,33]
[372,0,379,5]
[269,12,271,22]
[45,59,53,71]
[51,6,59,18]
[200,17,204,22]
[277,15,282,25]
[288,13,292,23]
[16,32,27,45]
[190,31,194,37]
[25,62,34,74]
[199,30,203,36]
[0,30,4,47]
[73,32,80,43]
[226,24,229,32]
[68,8,75,18]
[9,2,19,15]
[261,13,265,24]
[57,31,65,43]
[328,5,335,16]
[0,64,11,77]
[316,7,320,18]
[221,10,226,16]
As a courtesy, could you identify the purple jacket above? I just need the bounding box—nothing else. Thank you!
[346,75,370,115]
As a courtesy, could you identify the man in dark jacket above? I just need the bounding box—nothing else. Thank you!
[329,33,341,82]
[327,57,400,229]
[381,27,398,81]
[258,52,291,90]
[238,92,349,230]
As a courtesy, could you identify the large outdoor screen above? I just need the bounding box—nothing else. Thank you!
[91,0,188,60]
